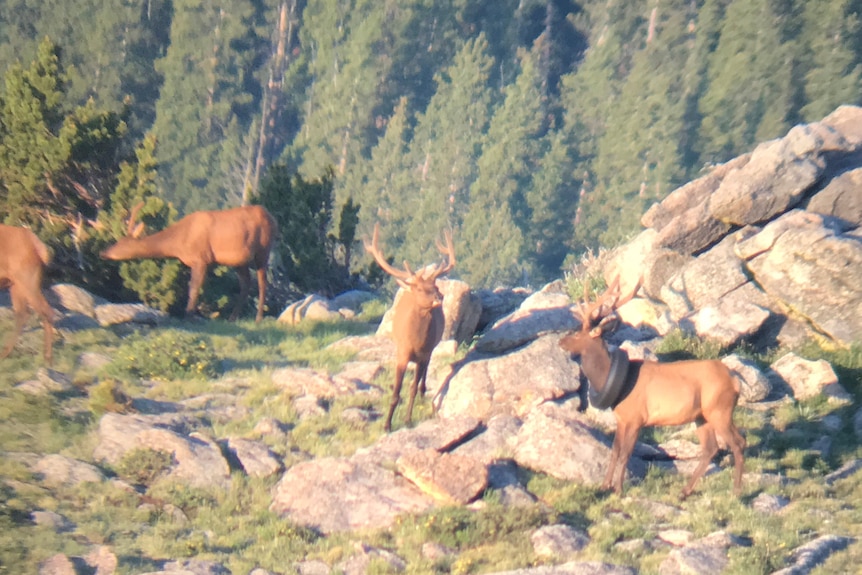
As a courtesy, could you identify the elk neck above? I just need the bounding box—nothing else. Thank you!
[104,226,185,260]
[578,337,613,394]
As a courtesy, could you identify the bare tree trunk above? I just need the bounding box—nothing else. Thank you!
[243,0,296,204]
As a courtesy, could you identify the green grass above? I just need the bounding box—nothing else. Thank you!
[1,313,861,574]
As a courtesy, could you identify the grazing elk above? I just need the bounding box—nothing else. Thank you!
[364,223,455,432]
[558,277,745,498]
[101,203,278,322]
[0,225,54,365]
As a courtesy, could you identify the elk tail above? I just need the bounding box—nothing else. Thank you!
[30,231,52,265]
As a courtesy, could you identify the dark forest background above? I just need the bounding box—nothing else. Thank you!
[0,0,860,308]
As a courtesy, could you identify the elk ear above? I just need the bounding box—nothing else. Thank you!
[396,278,412,291]
[589,326,604,338]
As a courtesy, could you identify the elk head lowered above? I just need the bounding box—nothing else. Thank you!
[559,277,745,498]
[0,225,54,365]
[364,223,455,432]
[101,202,278,322]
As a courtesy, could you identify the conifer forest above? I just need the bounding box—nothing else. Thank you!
[0,0,860,300]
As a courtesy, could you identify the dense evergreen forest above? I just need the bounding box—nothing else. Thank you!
[1,0,860,297]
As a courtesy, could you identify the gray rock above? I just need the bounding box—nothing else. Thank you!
[737,210,862,346]
[94,303,167,326]
[659,544,728,575]
[751,493,790,514]
[770,535,854,575]
[452,414,523,464]
[474,289,577,354]
[769,353,850,403]
[293,560,331,575]
[681,287,771,347]
[270,456,434,534]
[484,562,636,575]
[476,287,531,331]
[335,543,406,575]
[92,413,230,490]
[721,354,771,404]
[708,125,826,226]
[357,415,482,464]
[642,154,750,231]
[278,294,341,325]
[512,403,641,486]
[438,334,581,421]
[31,510,74,532]
[396,449,488,505]
[805,167,862,230]
[223,437,284,478]
[33,454,105,487]
[531,524,591,558]
[47,283,102,318]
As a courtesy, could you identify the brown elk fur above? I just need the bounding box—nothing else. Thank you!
[364,223,455,432]
[558,278,745,498]
[0,225,54,365]
[101,204,277,322]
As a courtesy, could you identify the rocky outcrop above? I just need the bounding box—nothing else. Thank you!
[609,105,862,350]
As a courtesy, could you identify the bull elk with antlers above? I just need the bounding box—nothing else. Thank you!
[558,277,745,498]
[0,225,54,365]
[101,203,278,322]
[365,223,455,432]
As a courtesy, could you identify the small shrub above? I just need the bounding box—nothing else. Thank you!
[108,330,220,381]
[87,378,133,416]
[116,448,173,487]
[655,328,723,361]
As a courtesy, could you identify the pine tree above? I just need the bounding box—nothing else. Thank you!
[799,0,862,120]
[289,0,389,197]
[587,0,692,248]
[96,134,185,312]
[698,0,796,162]
[350,96,414,254]
[460,48,545,287]
[402,35,497,266]
[152,0,262,213]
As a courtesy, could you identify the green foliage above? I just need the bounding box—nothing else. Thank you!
[87,378,133,417]
[115,448,174,487]
[94,134,188,312]
[408,503,547,550]
[107,329,220,381]
[0,37,132,286]
[256,164,358,296]
[654,328,724,361]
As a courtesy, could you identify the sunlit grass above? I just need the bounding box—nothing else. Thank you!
[2,310,862,573]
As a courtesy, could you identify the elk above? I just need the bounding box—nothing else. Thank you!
[364,223,455,432]
[101,203,278,322]
[0,225,54,365]
[558,277,745,498]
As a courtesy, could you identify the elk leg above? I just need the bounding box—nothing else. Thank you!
[716,420,746,495]
[405,361,428,426]
[230,265,251,321]
[613,424,641,495]
[28,288,54,366]
[1,286,30,360]
[255,267,266,323]
[385,362,407,432]
[602,428,624,491]
[684,421,719,498]
[186,264,208,317]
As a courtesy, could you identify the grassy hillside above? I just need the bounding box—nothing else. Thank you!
[1,308,861,574]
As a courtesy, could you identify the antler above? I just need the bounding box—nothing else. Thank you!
[428,229,455,280]
[573,274,642,332]
[126,202,146,238]
[363,223,412,281]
